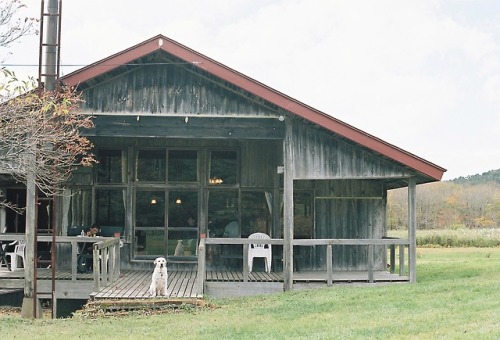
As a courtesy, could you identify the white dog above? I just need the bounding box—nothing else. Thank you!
[174,239,184,256]
[149,257,168,297]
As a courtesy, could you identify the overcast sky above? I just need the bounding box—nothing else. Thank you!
[3,0,500,181]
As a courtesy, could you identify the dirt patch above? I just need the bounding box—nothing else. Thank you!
[75,298,215,318]
[0,306,53,318]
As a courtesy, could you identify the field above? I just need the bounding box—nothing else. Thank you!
[388,228,500,247]
[0,247,499,339]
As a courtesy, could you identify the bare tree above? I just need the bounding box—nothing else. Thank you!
[0,0,37,50]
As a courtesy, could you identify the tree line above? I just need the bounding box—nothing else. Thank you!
[388,169,500,229]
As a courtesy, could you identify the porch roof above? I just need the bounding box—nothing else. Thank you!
[62,34,446,182]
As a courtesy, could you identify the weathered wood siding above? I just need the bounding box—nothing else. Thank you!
[240,140,282,188]
[314,180,386,270]
[80,54,277,117]
[291,118,414,180]
[293,180,387,271]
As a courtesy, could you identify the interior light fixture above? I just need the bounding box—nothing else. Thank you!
[209,177,224,184]
[175,197,182,204]
[150,198,157,205]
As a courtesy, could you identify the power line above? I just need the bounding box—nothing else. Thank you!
[0,61,201,67]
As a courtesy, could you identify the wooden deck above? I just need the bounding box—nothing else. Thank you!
[1,268,408,301]
[91,270,201,299]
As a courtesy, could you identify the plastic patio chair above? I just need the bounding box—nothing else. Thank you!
[6,240,26,271]
[248,232,272,273]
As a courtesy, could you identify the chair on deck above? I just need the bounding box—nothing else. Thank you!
[6,240,26,271]
[0,226,9,268]
[248,232,272,273]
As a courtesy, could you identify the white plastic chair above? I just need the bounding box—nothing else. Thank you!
[0,226,8,268]
[248,232,272,273]
[6,240,26,271]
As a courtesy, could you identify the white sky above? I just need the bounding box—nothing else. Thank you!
[3,0,500,181]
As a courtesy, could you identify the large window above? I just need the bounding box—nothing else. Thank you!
[97,149,125,183]
[95,189,125,226]
[168,150,198,182]
[241,191,272,237]
[137,149,166,182]
[209,151,237,185]
[65,188,92,228]
[135,190,165,228]
[167,191,198,256]
[208,190,239,237]
[134,190,165,256]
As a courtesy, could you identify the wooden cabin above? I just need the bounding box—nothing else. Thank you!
[1,34,445,300]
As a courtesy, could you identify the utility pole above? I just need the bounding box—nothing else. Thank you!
[22,0,61,319]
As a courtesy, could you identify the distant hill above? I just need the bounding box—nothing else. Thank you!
[451,169,500,185]
[388,169,500,229]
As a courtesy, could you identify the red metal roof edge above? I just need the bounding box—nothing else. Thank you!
[61,34,446,181]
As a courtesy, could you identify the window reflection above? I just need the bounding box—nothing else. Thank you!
[168,191,198,257]
[135,191,165,228]
[97,149,124,183]
[208,190,239,237]
[135,230,164,256]
[209,151,237,185]
[168,191,197,228]
[67,188,92,227]
[137,150,165,182]
[96,189,125,226]
[241,191,271,237]
[168,150,198,182]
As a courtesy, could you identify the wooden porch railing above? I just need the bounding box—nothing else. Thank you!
[0,234,120,291]
[196,237,410,295]
[92,237,121,291]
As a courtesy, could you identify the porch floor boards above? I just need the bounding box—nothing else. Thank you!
[91,270,201,300]
[1,268,409,301]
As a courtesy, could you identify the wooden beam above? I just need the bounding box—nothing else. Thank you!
[196,239,206,295]
[408,177,417,283]
[326,245,333,286]
[22,168,36,319]
[84,115,285,140]
[283,119,294,291]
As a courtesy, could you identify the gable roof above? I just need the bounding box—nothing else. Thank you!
[62,34,446,181]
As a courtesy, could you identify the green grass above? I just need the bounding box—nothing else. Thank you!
[1,248,499,339]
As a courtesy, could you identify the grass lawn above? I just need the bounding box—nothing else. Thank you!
[1,248,499,339]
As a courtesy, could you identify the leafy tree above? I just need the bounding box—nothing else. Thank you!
[388,174,500,230]
[0,75,95,202]
[0,0,94,210]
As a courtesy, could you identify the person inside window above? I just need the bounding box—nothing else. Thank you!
[223,221,239,238]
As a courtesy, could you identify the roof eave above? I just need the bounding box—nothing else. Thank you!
[61,34,446,181]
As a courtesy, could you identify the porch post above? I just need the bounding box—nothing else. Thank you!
[283,118,294,291]
[408,177,417,283]
[21,169,39,318]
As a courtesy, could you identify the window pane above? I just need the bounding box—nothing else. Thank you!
[168,150,198,182]
[137,150,165,182]
[135,230,164,256]
[209,151,237,185]
[67,188,92,227]
[135,191,165,228]
[96,189,125,226]
[208,190,239,237]
[168,191,198,228]
[294,192,313,238]
[241,191,271,237]
[167,230,197,256]
[97,149,124,183]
